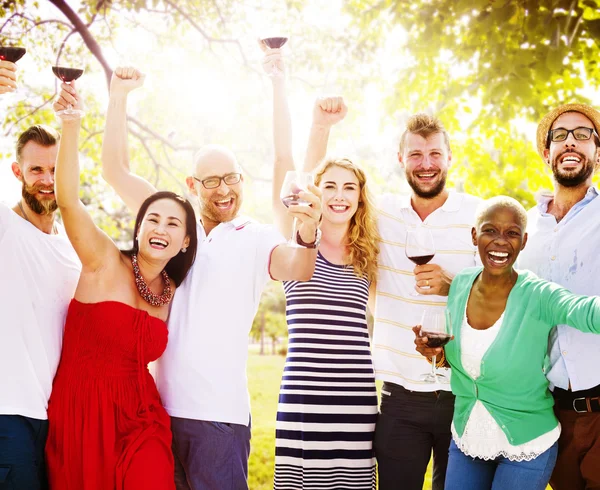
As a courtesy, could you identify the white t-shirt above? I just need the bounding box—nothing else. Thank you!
[373,191,481,392]
[0,202,80,420]
[156,216,285,426]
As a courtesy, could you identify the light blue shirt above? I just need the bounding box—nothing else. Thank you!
[519,186,600,391]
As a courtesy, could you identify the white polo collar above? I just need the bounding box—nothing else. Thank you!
[398,190,462,213]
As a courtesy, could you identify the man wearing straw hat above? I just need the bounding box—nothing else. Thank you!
[519,103,600,490]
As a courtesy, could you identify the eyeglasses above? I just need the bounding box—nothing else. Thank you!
[193,173,241,189]
[548,127,600,144]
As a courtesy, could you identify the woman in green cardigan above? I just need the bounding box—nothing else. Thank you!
[414,196,600,490]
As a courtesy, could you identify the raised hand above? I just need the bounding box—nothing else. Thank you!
[259,39,285,78]
[312,96,348,128]
[110,66,145,95]
[0,60,17,94]
[53,82,83,120]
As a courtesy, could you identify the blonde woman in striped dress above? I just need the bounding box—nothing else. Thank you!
[262,43,380,490]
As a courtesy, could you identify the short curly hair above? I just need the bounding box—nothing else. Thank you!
[474,196,528,230]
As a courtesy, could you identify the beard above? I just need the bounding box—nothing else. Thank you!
[406,170,448,199]
[199,190,241,223]
[551,149,595,188]
[22,181,57,215]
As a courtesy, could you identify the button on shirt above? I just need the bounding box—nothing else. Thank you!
[155,216,285,425]
[519,187,600,391]
[373,191,481,392]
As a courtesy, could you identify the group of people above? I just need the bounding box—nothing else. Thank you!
[0,42,598,490]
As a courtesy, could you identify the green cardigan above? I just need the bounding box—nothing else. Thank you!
[446,267,600,446]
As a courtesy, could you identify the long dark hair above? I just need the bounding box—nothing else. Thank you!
[122,191,198,287]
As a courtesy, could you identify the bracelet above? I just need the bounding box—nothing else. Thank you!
[426,350,450,369]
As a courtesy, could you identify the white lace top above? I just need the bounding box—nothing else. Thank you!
[451,313,561,462]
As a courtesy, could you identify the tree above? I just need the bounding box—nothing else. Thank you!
[345,0,600,206]
[251,281,287,355]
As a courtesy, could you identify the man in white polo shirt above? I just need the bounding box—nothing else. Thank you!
[305,107,480,490]
[0,120,81,487]
[101,68,322,490]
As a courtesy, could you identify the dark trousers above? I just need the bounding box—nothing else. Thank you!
[171,416,251,490]
[0,414,48,490]
[374,382,454,490]
[550,407,600,490]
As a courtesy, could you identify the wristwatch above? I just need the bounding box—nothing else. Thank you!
[296,228,322,249]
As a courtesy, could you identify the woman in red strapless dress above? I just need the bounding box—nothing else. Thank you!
[47,77,198,490]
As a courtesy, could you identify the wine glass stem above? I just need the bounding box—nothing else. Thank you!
[290,217,298,246]
[431,355,437,381]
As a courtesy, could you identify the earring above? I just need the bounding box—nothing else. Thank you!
[181,247,187,253]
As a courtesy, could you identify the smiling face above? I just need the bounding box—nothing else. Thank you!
[136,198,190,261]
[12,141,59,215]
[473,204,527,276]
[544,112,600,188]
[186,145,243,224]
[319,165,360,226]
[400,132,451,199]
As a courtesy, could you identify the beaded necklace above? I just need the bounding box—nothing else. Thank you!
[131,254,173,307]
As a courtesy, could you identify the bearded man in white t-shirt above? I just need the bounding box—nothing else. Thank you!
[0,65,81,490]
[99,67,322,490]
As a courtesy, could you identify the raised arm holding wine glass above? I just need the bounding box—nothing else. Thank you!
[45,77,198,490]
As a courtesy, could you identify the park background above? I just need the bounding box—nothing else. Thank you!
[1,0,600,488]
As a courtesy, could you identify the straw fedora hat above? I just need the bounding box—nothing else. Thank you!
[536,103,600,158]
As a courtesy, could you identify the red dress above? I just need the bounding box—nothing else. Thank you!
[46,300,175,490]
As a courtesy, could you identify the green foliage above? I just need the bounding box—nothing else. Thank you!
[345,0,600,204]
[251,281,288,355]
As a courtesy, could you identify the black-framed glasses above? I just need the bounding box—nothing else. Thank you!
[547,127,599,145]
[193,172,241,189]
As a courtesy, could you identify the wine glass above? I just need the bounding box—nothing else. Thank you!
[0,42,27,103]
[52,38,85,118]
[405,227,436,295]
[419,309,452,384]
[280,171,314,247]
[261,36,288,77]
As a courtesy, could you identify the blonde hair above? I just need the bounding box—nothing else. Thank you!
[399,113,450,153]
[314,157,380,283]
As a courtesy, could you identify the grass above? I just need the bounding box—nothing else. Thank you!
[247,347,434,490]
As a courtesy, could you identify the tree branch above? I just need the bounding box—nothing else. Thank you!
[162,0,251,66]
[48,0,113,88]
[3,92,56,136]
[128,116,201,151]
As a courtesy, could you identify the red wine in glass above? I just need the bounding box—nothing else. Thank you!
[407,254,435,266]
[0,46,26,63]
[262,37,288,49]
[423,331,452,348]
[52,66,84,83]
[52,66,85,117]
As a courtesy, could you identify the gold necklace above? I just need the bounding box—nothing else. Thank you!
[18,201,58,235]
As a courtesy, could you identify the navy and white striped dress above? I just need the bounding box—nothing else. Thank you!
[274,252,377,490]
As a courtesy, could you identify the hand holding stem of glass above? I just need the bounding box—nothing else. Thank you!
[261,36,288,77]
[405,227,436,295]
[52,66,85,117]
[420,310,451,384]
[280,171,314,247]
